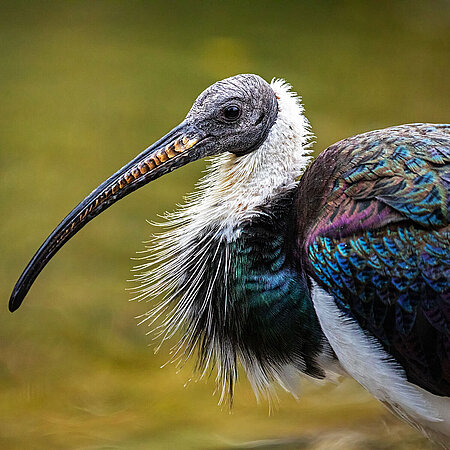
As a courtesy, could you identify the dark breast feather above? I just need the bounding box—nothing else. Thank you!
[295,123,450,397]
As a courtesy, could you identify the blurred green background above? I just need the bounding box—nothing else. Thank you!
[1,1,449,448]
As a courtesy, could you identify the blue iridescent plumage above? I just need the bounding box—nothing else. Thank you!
[297,123,450,396]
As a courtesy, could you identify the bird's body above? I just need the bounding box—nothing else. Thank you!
[301,124,450,443]
[10,75,449,446]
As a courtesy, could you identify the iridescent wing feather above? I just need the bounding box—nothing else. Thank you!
[296,124,450,396]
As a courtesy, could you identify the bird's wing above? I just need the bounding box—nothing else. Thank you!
[296,123,450,396]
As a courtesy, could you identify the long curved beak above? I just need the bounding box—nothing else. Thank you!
[9,121,209,312]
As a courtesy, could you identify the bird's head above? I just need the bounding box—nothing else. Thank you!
[10,74,311,312]
[185,74,278,156]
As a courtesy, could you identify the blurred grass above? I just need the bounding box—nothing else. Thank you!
[0,1,448,448]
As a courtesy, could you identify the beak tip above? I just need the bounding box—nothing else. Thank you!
[8,122,202,314]
[9,287,24,313]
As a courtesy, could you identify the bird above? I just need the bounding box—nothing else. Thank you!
[9,74,449,446]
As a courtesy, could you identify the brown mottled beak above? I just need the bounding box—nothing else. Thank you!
[9,121,208,312]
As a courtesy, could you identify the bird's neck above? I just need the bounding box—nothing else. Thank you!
[137,162,333,399]
[189,139,311,238]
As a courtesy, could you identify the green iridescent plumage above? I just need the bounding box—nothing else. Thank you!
[229,192,325,380]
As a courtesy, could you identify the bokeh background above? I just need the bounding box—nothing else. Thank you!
[1,1,449,448]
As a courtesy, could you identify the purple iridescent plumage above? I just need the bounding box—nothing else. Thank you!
[295,123,450,396]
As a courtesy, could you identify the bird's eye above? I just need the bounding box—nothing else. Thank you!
[223,105,241,121]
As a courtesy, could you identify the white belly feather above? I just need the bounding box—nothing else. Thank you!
[311,281,450,447]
